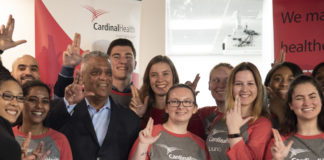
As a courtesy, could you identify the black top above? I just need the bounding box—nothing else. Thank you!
[0,116,21,160]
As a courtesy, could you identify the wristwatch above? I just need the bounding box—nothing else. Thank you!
[228,133,241,138]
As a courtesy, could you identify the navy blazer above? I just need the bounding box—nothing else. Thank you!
[47,97,140,160]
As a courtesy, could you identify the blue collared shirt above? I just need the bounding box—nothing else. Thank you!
[64,97,111,146]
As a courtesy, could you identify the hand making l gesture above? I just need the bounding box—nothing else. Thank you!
[63,33,88,67]
[185,73,200,95]
[226,96,253,134]
[0,15,26,51]
[271,129,293,160]
[64,70,94,105]
[21,132,51,160]
[129,85,149,118]
[138,117,161,145]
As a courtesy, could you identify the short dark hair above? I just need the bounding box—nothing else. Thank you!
[312,62,324,78]
[0,75,19,88]
[22,80,51,97]
[279,75,324,135]
[264,62,303,86]
[106,38,136,58]
[209,63,233,81]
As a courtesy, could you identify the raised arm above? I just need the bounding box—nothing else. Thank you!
[129,117,161,160]
[0,15,26,51]
[54,33,88,98]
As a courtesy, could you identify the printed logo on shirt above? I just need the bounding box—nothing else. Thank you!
[156,144,198,160]
[208,136,228,144]
[210,129,227,136]
[289,148,309,158]
[208,129,228,144]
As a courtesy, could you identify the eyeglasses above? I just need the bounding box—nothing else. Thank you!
[26,96,50,105]
[0,92,25,103]
[167,100,195,108]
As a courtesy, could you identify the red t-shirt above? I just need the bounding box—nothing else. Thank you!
[188,106,223,139]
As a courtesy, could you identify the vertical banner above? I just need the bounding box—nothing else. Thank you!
[273,0,324,74]
[35,0,141,90]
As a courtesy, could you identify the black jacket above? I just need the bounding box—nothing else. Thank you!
[47,97,140,160]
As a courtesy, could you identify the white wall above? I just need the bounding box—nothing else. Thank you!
[0,0,35,71]
[138,0,166,86]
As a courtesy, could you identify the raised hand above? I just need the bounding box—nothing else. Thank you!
[185,73,200,95]
[271,129,293,160]
[21,132,32,158]
[129,85,149,117]
[21,132,51,160]
[272,49,286,67]
[138,117,161,145]
[0,15,26,51]
[63,33,85,67]
[64,70,94,105]
[226,96,252,134]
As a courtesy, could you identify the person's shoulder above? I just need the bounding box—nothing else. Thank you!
[47,128,70,143]
[110,97,140,120]
[249,116,272,128]
[255,116,272,124]
[188,131,205,143]
[198,106,218,113]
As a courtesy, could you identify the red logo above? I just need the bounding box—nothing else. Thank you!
[83,5,108,22]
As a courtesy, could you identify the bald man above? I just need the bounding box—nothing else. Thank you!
[11,55,40,85]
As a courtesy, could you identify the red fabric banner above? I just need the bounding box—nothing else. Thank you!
[35,0,82,91]
[273,0,324,73]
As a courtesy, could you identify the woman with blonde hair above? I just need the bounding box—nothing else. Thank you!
[206,62,272,160]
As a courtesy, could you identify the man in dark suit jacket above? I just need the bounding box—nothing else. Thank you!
[47,51,140,160]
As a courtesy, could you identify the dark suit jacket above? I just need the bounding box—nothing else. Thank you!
[47,97,140,160]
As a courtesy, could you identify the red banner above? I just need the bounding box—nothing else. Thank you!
[35,0,78,91]
[273,0,324,74]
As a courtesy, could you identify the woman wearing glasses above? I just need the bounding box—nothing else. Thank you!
[206,62,272,160]
[128,84,209,160]
[12,80,73,160]
[0,75,25,160]
[0,14,51,160]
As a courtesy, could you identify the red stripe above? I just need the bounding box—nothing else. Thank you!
[111,90,132,96]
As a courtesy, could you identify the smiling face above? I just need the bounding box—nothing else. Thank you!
[270,66,294,100]
[289,82,322,122]
[209,66,231,106]
[233,70,258,108]
[165,87,197,124]
[82,56,112,99]
[149,62,173,97]
[23,86,50,125]
[11,55,40,85]
[0,80,24,124]
[109,46,136,81]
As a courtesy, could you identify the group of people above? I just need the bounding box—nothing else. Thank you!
[0,14,324,160]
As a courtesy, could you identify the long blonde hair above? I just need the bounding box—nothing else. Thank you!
[224,62,268,121]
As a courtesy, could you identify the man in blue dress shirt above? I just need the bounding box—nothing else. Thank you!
[47,51,140,160]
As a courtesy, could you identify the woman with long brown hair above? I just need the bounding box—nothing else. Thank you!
[206,62,272,160]
[130,55,179,127]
